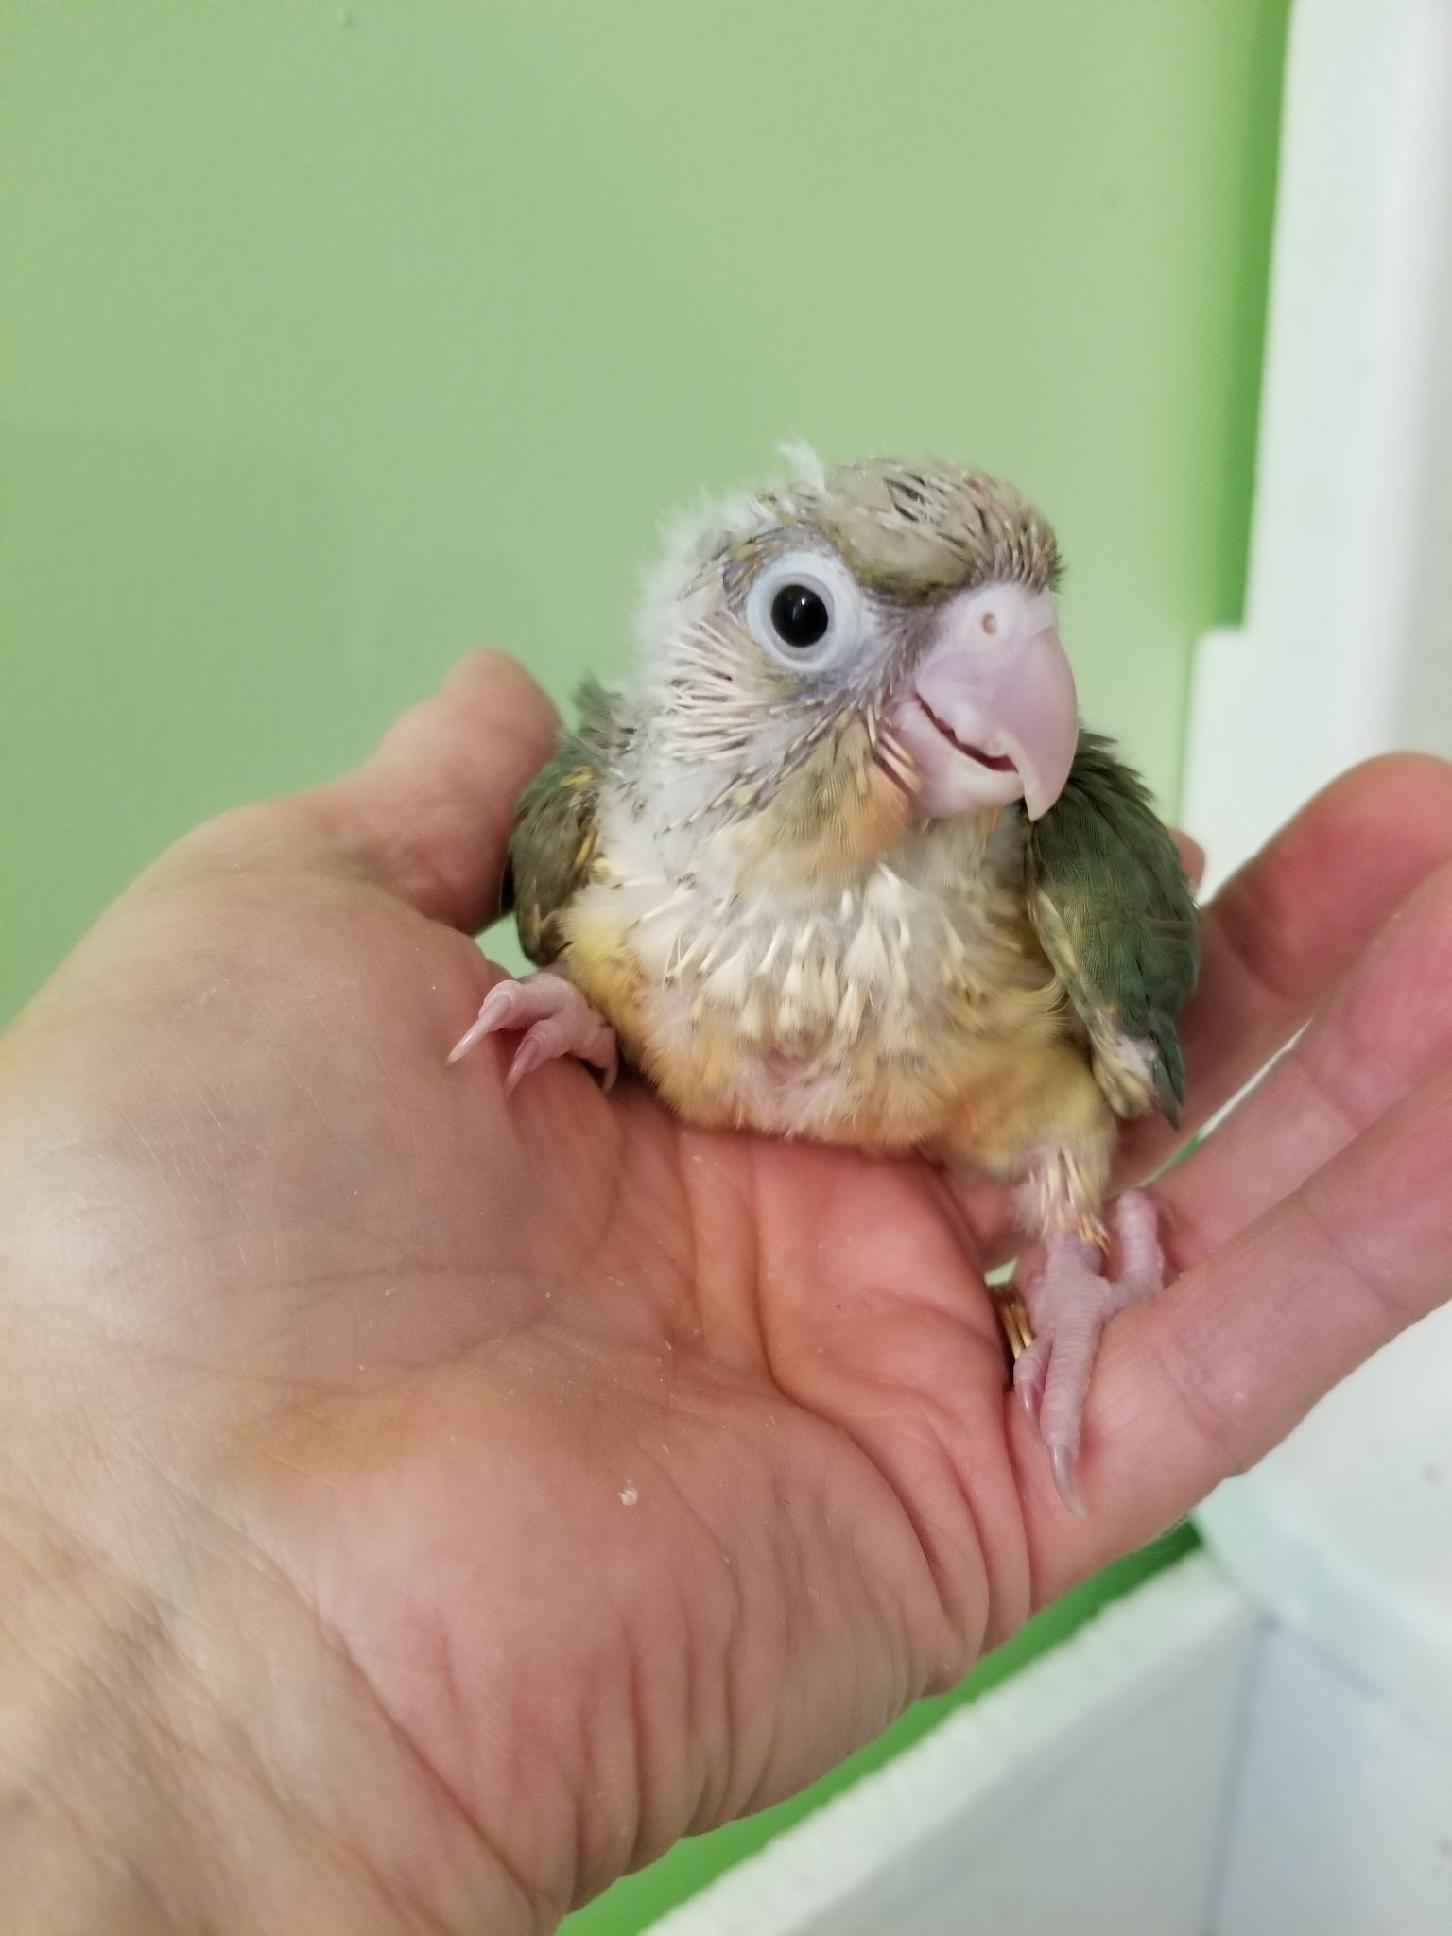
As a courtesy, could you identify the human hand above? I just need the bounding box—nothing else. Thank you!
[3,652,1451,1934]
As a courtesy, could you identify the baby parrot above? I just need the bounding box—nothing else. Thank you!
[450,451,1199,1510]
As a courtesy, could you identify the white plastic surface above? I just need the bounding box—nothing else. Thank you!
[1199,1318,1452,1754]
[1183,0,1452,892]
[1184,0,1452,1729]
[647,1554,1259,1936]
[1212,1626,1452,1936]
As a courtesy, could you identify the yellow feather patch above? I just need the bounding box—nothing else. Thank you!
[741,719,912,890]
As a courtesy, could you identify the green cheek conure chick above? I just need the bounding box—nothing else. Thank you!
[449,451,1200,1511]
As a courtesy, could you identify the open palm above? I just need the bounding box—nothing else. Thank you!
[6,652,1452,1932]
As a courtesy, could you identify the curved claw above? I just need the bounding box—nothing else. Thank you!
[1048,1442,1085,1518]
[1012,1336,1050,1426]
[446,1026,484,1066]
[448,982,529,1064]
[506,1035,549,1091]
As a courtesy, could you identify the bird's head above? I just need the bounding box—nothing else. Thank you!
[638,450,1078,846]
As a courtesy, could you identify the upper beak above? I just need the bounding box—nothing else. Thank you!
[892,583,1080,820]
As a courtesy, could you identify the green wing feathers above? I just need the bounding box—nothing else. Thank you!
[505,677,628,965]
[1026,733,1200,1125]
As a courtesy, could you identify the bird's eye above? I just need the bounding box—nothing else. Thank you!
[769,584,830,649]
[745,550,866,672]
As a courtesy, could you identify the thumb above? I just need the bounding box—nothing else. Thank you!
[308,651,559,933]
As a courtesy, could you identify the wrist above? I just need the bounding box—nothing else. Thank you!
[0,1494,544,1936]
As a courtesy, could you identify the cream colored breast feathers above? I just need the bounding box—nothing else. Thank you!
[562,795,1067,1147]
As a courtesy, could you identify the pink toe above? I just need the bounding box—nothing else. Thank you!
[446,981,526,1065]
[1113,1191,1164,1299]
[450,973,618,1091]
[1039,1375,1091,1460]
[1013,1339,1049,1424]
[475,982,522,1029]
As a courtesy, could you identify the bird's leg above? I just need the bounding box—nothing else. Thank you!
[447,973,618,1092]
[1012,1189,1163,1514]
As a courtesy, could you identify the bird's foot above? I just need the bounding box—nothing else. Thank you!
[447,973,618,1092]
[1012,1190,1163,1515]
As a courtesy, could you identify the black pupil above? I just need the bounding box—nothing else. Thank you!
[770,584,830,649]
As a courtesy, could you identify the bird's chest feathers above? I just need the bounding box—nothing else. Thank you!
[564,808,1062,1145]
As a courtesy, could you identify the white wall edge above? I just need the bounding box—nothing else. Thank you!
[1183,0,1452,898]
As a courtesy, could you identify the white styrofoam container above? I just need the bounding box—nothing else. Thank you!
[1213,1626,1452,1936]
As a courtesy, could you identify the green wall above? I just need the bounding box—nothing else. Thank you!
[3,0,1286,1020]
[2,1,1288,1926]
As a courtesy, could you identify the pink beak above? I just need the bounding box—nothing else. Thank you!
[888,583,1080,821]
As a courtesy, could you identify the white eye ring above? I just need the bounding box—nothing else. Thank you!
[745,549,867,672]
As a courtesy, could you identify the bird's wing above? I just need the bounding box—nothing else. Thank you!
[504,677,630,966]
[1025,732,1200,1124]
